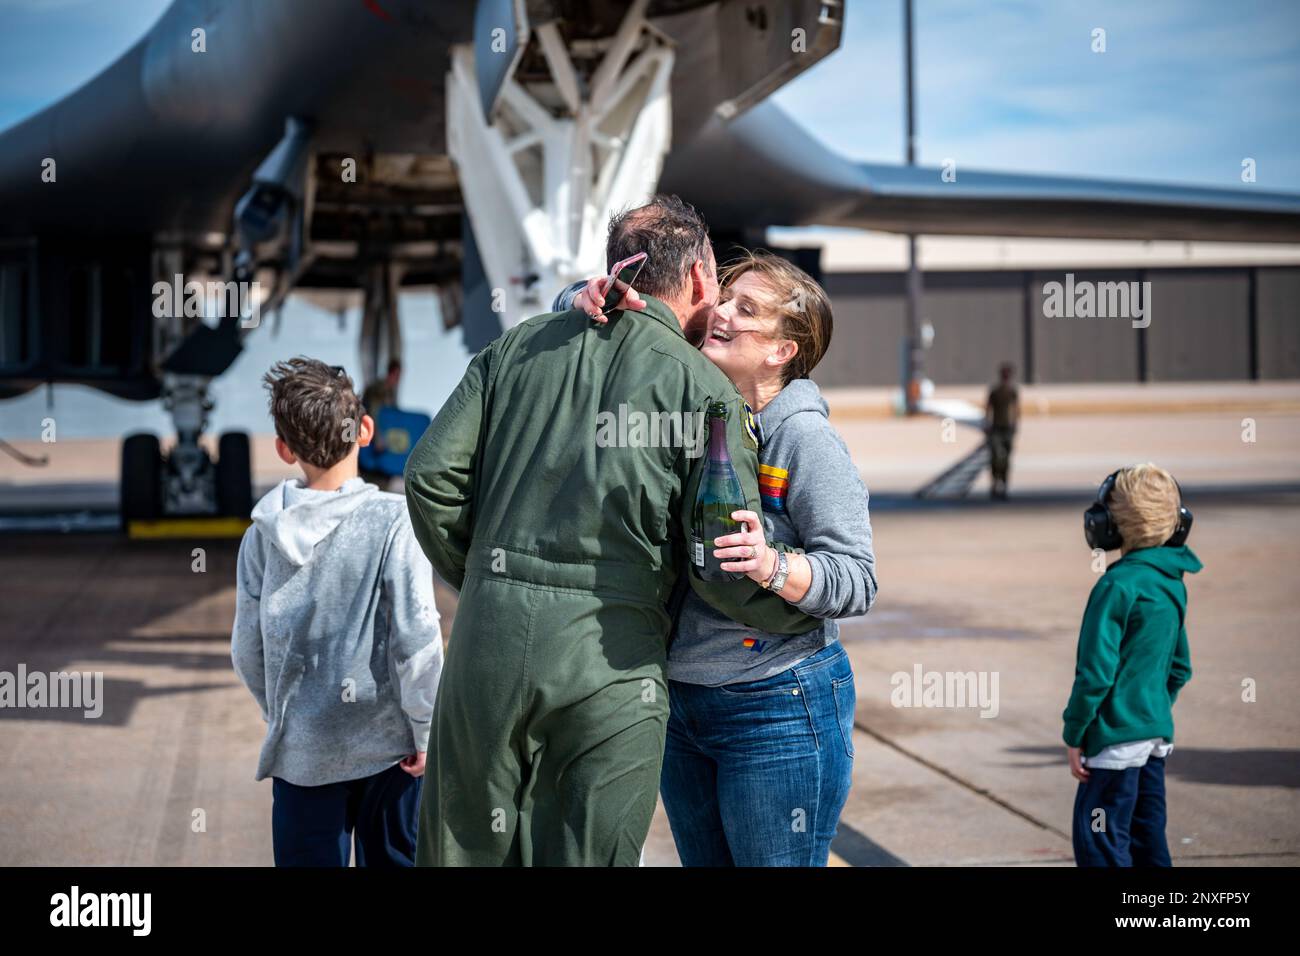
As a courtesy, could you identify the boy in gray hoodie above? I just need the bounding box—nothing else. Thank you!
[231,357,443,867]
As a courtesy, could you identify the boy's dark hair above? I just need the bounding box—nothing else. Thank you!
[605,194,713,300]
[263,357,364,469]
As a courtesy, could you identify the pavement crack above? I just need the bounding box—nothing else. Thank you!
[854,719,1072,842]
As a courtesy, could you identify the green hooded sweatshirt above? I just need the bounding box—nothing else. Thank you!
[1062,544,1202,757]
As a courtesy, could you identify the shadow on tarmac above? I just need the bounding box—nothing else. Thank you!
[1006,745,1300,788]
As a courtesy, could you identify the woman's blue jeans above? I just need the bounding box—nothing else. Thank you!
[660,642,856,866]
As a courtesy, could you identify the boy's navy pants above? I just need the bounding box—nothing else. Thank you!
[272,763,421,867]
[1072,755,1171,867]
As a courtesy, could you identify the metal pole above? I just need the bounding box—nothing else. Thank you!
[904,0,916,167]
[903,0,924,414]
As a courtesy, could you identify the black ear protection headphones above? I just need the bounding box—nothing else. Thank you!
[1083,469,1193,552]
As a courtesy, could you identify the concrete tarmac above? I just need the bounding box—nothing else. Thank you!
[1,397,1297,866]
[832,491,1300,867]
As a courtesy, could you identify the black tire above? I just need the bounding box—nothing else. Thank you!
[120,433,162,528]
[216,431,253,518]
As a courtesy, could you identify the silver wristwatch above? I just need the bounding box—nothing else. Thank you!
[762,549,789,593]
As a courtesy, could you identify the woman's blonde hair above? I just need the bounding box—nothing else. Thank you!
[1110,463,1181,551]
[718,250,833,385]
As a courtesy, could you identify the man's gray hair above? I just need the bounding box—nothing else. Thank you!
[605,194,713,299]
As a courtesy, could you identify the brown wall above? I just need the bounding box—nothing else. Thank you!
[816,265,1298,387]
[817,273,906,388]
[1146,271,1251,381]
[1258,269,1300,379]
[1030,270,1142,384]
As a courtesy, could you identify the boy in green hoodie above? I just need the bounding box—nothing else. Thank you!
[1064,463,1202,867]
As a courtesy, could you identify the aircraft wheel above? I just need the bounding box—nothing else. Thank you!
[216,431,253,518]
[120,433,162,529]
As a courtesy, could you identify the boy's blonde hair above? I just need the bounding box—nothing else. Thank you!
[1110,463,1181,551]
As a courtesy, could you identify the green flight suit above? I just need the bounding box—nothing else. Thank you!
[404,295,819,866]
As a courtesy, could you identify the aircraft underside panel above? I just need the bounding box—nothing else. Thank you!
[2,0,1298,406]
[0,241,158,401]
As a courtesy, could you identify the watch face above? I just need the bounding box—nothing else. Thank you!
[771,550,789,592]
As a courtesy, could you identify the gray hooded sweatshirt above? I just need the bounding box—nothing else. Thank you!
[231,477,443,786]
[670,378,877,685]
[548,285,877,684]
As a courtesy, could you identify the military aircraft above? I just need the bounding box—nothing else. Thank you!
[1,0,1297,526]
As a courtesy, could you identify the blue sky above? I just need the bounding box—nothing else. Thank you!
[772,0,1300,189]
[0,0,1296,437]
[0,0,169,128]
[1,0,1297,189]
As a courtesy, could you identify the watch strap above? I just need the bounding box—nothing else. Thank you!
[770,549,790,593]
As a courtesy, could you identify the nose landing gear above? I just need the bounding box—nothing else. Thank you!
[118,375,252,535]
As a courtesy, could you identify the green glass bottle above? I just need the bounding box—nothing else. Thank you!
[691,401,746,582]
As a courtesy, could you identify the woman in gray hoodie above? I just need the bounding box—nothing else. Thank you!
[564,251,876,866]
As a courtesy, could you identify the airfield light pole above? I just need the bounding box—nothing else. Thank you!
[903,0,924,414]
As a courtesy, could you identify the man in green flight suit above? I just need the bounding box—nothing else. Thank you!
[404,195,820,866]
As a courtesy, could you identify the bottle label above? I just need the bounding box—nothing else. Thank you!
[691,532,704,567]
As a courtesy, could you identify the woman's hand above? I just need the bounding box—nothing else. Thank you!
[572,275,648,324]
[713,510,778,583]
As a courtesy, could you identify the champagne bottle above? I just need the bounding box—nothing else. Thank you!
[692,401,746,582]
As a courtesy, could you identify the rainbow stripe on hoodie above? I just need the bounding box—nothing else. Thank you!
[758,463,789,513]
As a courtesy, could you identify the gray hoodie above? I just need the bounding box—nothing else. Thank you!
[670,378,877,685]
[231,476,443,786]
